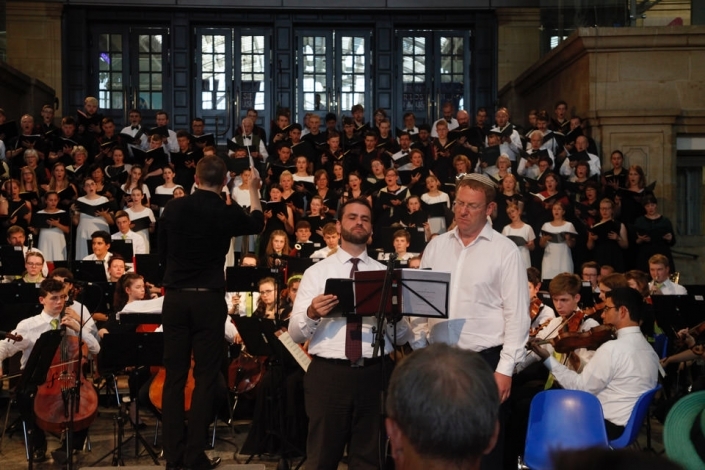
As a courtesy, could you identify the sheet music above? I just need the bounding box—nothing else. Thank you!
[278,331,311,372]
[116,296,164,320]
[398,269,450,318]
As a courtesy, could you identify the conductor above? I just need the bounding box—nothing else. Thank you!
[158,156,264,470]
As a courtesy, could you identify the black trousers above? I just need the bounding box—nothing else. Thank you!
[161,290,226,467]
[303,356,393,470]
[478,345,506,470]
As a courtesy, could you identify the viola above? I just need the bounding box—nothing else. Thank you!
[34,295,98,434]
[530,297,543,322]
[534,325,617,354]
[674,321,705,351]
[582,301,605,319]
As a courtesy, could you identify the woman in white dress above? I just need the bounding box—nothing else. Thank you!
[420,174,450,235]
[231,167,257,254]
[32,191,69,261]
[539,201,576,280]
[72,177,113,260]
[124,187,156,253]
[154,166,181,215]
[501,202,535,269]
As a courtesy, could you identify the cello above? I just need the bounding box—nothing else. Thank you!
[34,294,99,434]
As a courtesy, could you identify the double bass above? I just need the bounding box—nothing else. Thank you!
[34,295,98,434]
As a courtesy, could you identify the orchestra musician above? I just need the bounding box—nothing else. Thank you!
[529,287,659,440]
[648,254,686,295]
[0,278,101,463]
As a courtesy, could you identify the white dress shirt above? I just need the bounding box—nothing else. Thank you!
[560,152,601,178]
[289,248,412,359]
[0,310,101,372]
[649,279,687,295]
[544,326,659,426]
[310,245,335,260]
[420,222,530,377]
[228,135,269,161]
[120,124,149,150]
[431,118,459,137]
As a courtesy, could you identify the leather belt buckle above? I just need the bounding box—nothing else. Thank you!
[351,357,365,368]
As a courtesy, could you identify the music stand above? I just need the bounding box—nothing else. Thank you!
[225,266,279,293]
[71,260,108,283]
[134,254,164,286]
[353,269,450,319]
[109,239,134,260]
[232,317,305,466]
[0,245,25,276]
[91,332,163,466]
[285,257,315,277]
[651,295,705,344]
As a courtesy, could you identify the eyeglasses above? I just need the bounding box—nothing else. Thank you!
[26,262,43,267]
[259,289,275,295]
[453,200,486,212]
[603,304,618,312]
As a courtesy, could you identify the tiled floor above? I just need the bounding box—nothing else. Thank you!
[0,394,664,470]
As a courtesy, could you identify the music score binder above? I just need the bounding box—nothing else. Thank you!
[323,269,450,318]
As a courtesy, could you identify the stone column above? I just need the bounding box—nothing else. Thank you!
[496,8,541,92]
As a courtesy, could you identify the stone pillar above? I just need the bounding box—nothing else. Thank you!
[496,8,541,92]
[6,1,63,115]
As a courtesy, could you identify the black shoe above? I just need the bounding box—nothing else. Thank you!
[51,448,76,465]
[32,446,47,463]
[185,456,221,470]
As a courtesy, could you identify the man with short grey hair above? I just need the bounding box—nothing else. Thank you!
[386,343,500,470]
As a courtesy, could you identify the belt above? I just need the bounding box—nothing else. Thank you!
[313,355,391,368]
[167,287,224,293]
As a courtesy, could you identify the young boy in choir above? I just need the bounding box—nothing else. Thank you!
[378,229,417,262]
[289,220,319,256]
[310,222,339,260]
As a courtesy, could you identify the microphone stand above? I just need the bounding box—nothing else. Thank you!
[371,253,396,359]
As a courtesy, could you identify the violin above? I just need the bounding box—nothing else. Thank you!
[530,297,543,322]
[582,301,605,319]
[1,332,23,342]
[533,325,617,354]
[34,292,98,434]
[674,321,705,351]
[529,318,552,338]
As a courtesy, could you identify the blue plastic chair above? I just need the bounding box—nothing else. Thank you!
[608,384,661,449]
[523,390,609,470]
[652,334,669,359]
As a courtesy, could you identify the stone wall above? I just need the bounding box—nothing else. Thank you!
[6,1,62,117]
[499,26,705,283]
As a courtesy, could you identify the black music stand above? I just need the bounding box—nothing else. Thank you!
[226,266,279,293]
[233,316,305,469]
[652,295,705,344]
[0,245,25,276]
[109,239,134,260]
[90,332,164,466]
[134,254,164,286]
[66,260,108,283]
[5,329,63,470]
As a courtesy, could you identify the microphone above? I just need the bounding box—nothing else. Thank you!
[388,253,398,262]
[28,233,34,250]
